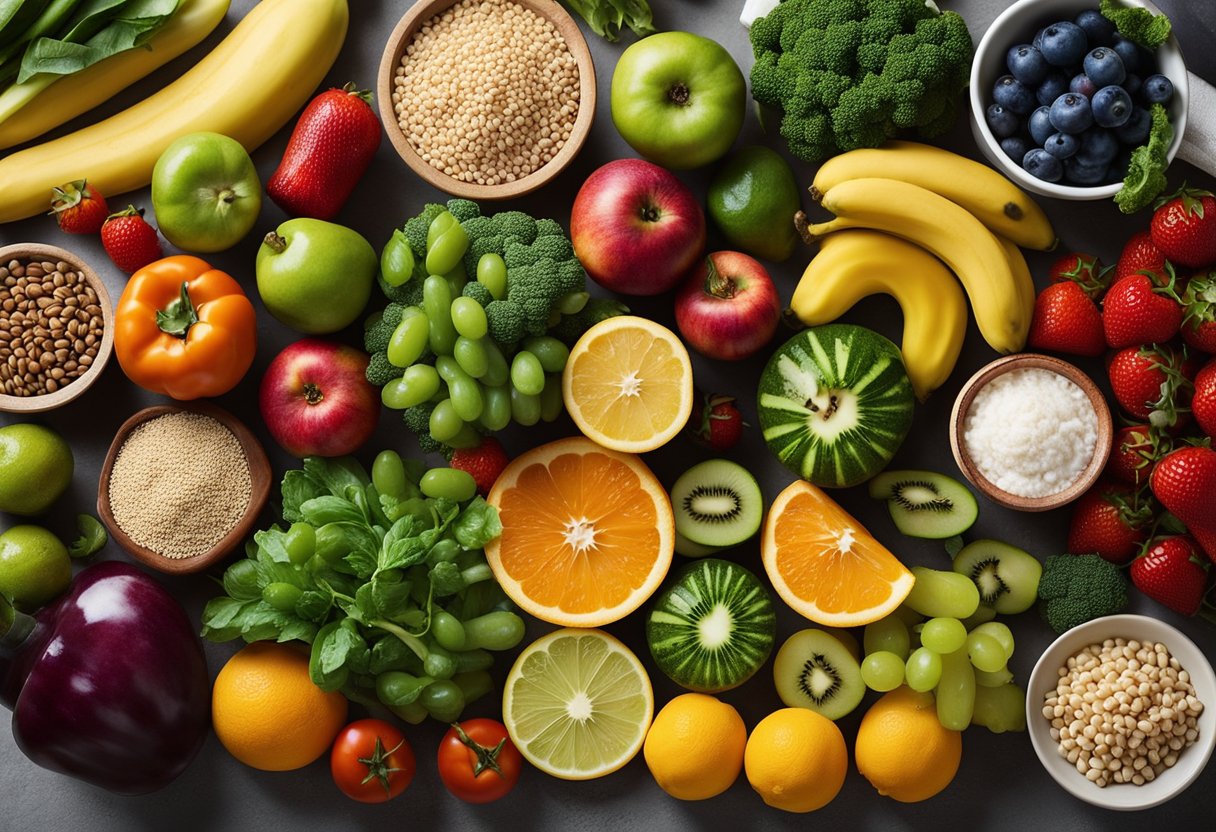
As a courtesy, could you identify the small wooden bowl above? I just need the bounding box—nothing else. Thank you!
[950,354,1113,512]
[0,243,114,413]
[377,0,596,200]
[97,402,272,575]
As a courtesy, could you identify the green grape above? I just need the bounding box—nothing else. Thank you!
[936,646,976,731]
[903,567,980,619]
[482,340,510,387]
[480,385,512,431]
[973,666,1014,688]
[381,364,441,409]
[426,213,469,275]
[959,604,997,630]
[444,262,467,296]
[971,683,1027,733]
[428,398,464,442]
[449,377,484,422]
[380,229,415,287]
[919,618,967,654]
[904,647,943,692]
[420,468,477,502]
[446,424,482,449]
[511,387,541,426]
[427,210,458,248]
[863,616,910,660]
[387,307,429,367]
[510,350,545,396]
[556,291,589,315]
[453,336,489,378]
[969,622,1014,661]
[966,632,1008,674]
[476,252,507,300]
[860,651,905,692]
[435,356,462,383]
[451,296,488,340]
[522,336,569,374]
[539,374,563,422]
[890,605,925,629]
[283,522,316,566]
[372,451,408,500]
[423,276,457,355]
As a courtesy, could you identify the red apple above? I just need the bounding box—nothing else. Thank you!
[571,158,705,295]
[259,338,378,457]
[674,251,780,360]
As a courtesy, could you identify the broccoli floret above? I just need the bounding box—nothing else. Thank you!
[446,199,481,222]
[1100,0,1171,48]
[750,0,973,162]
[1038,554,1129,634]
[535,218,564,239]
[364,303,404,353]
[492,211,538,245]
[503,240,542,269]
[378,272,426,307]
[402,402,443,454]
[529,233,574,263]
[485,299,526,344]
[462,281,494,307]
[366,351,404,387]
[464,232,506,276]
[1115,104,1173,214]
[402,203,447,257]
[549,297,630,344]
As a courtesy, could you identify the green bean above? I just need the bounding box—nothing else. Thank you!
[420,679,466,723]
[482,339,510,387]
[451,296,488,340]
[452,671,493,706]
[421,468,477,502]
[452,648,494,673]
[510,350,545,396]
[423,275,457,355]
[476,252,507,300]
[262,582,302,612]
[387,307,429,367]
[371,451,408,500]
[376,671,432,707]
[540,374,563,422]
[523,336,570,373]
[428,399,464,443]
[511,387,542,426]
[380,229,416,287]
[462,611,526,652]
[426,214,470,275]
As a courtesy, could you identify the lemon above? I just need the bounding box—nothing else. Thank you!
[0,525,71,610]
[0,423,73,515]
[855,686,962,802]
[644,693,746,800]
[744,708,847,813]
[503,628,653,780]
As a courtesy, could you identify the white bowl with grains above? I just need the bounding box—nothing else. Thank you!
[1027,615,1216,810]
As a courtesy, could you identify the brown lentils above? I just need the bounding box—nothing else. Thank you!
[0,258,103,398]
[393,0,580,185]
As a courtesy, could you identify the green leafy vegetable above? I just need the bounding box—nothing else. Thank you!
[1099,0,1171,48]
[1115,103,1173,214]
[67,514,107,558]
[560,0,654,42]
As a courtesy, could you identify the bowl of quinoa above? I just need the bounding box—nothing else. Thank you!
[378,0,595,200]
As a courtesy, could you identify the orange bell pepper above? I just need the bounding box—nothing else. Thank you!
[114,256,257,400]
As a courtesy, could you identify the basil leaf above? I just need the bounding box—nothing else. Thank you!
[68,514,107,558]
[300,495,366,526]
[281,469,325,523]
[452,497,502,549]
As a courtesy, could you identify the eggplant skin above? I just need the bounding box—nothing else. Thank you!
[7,561,210,795]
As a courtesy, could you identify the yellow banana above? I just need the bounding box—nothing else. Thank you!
[802,177,1031,354]
[810,140,1057,251]
[790,229,967,401]
[0,0,349,224]
[996,234,1037,333]
[0,0,232,151]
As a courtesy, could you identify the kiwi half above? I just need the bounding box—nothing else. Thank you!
[868,470,978,539]
[952,539,1043,615]
[772,629,865,721]
[669,459,763,548]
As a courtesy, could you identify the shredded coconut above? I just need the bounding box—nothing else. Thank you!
[963,368,1097,498]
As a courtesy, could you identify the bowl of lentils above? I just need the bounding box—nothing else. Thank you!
[0,242,113,413]
[377,0,595,200]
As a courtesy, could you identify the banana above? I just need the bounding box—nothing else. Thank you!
[810,141,1058,251]
[996,234,1037,334]
[802,177,1031,354]
[0,0,349,224]
[789,230,967,401]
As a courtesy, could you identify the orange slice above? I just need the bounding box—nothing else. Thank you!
[485,436,674,626]
[762,480,915,627]
[562,315,694,453]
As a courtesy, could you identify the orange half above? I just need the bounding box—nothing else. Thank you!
[762,480,915,627]
[485,436,674,627]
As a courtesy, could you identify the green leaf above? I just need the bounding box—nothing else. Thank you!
[200,597,250,641]
[236,602,291,642]
[372,578,414,622]
[67,514,107,558]
[428,561,464,596]
[253,527,293,564]
[320,623,361,673]
[452,497,502,549]
[303,456,370,498]
[222,559,262,600]
[355,581,379,621]
[295,590,331,623]
[281,469,325,523]
[300,495,366,527]
[277,618,317,645]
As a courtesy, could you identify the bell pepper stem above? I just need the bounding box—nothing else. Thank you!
[0,593,35,656]
[155,282,200,338]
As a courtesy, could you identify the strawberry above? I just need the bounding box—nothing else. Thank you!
[1067,481,1154,564]
[100,206,162,273]
[1107,424,1171,486]
[1181,272,1216,353]
[1047,251,1111,297]
[689,393,744,450]
[449,436,509,496]
[1149,446,1216,540]
[267,82,382,221]
[1150,184,1216,268]
[1114,231,1168,283]
[1107,344,1193,428]
[49,180,108,235]
[1027,281,1106,356]
[1130,536,1209,616]
[1101,265,1183,348]
[1194,358,1216,438]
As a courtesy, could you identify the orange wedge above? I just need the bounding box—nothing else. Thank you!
[762,480,915,627]
[562,316,694,453]
[485,436,674,627]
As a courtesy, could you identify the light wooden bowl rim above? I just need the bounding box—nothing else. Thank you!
[376,0,596,200]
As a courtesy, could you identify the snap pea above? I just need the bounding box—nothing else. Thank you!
[462,610,526,652]
[540,374,563,422]
[371,450,408,501]
[453,336,489,378]
[428,399,464,442]
[482,339,510,387]
[511,387,541,426]
[376,671,433,707]
[420,468,477,502]
[479,385,512,431]
[430,610,466,651]
[420,679,466,723]
[476,252,507,300]
[426,213,470,275]
[423,276,457,355]
[453,670,493,706]
[510,350,546,396]
[380,229,416,287]
[387,307,429,367]
[451,296,488,340]
[523,336,570,373]
[262,582,302,612]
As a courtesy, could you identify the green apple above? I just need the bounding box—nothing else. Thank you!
[256,218,377,334]
[152,132,262,253]
[610,31,745,170]
[0,423,72,515]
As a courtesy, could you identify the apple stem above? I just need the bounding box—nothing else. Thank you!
[704,256,736,299]
[263,232,288,254]
[640,204,662,223]
[668,83,691,106]
[303,383,324,406]
[218,188,236,205]
[154,282,200,338]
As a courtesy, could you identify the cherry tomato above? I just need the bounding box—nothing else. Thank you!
[437,718,523,804]
[330,719,415,803]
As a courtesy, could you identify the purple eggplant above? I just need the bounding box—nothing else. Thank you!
[0,561,209,795]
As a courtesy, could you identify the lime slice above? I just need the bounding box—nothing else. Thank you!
[503,628,654,780]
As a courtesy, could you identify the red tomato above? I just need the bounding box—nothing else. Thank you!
[437,719,523,804]
[330,719,416,803]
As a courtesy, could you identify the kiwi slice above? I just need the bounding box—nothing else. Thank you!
[669,459,763,548]
[772,629,865,721]
[674,531,724,558]
[868,470,978,539]
[952,539,1043,615]
[646,558,776,692]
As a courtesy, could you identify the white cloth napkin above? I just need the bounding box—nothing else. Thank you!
[1178,71,1216,178]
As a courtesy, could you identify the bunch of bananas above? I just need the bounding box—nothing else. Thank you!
[789,141,1056,401]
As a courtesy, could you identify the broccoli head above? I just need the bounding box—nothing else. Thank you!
[549,297,630,345]
[445,199,481,223]
[462,280,494,307]
[485,299,526,345]
[364,303,404,354]
[402,402,443,455]
[1100,0,1171,48]
[1038,554,1129,634]
[366,351,404,388]
[402,203,447,257]
[491,211,538,245]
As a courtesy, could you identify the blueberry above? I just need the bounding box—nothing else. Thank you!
[1092,85,1133,128]
[1033,27,1045,50]
[1075,9,1117,45]
[1063,156,1108,186]
[1006,44,1049,85]
[992,75,1037,115]
[1029,106,1055,144]
[1023,148,1064,182]
[985,103,1020,138]
[1001,136,1031,162]
[1083,48,1126,87]
[1049,93,1094,134]
[1044,132,1080,159]
[1124,73,1143,99]
[1039,21,1088,67]
[1114,106,1152,145]
[1144,74,1174,105]
[1077,128,1119,165]
[1036,71,1070,106]
[1112,35,1140,74]
[1070,73,1097,99]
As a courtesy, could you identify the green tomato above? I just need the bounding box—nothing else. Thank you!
[151,132,262,253]
[256,218,378,334]
[609,31,745,170]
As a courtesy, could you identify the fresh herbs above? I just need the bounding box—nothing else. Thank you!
[560,0,655,42]
[68,514,107,558]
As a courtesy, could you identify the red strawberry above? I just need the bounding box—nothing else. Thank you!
[1150,446,1216,538]
[1027,282,1106,356]
[1181,272,1216,353]
[267,82,383,221]
[1194,358,1216,438]
[1107,424,1171,485]
[1047,251,1111,297]
[1066,482,1154,564]
[449,436,509,496]
[1130,536,1209,616]
[1101,265,1184,348]
[1107,344,1193,427]
[100,206,162,273]
[1150,184,1216,268]
[689,393,744,450]
[1115,231,1168,283]
[49,180,108,235]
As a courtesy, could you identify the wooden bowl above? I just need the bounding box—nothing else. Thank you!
[949,354,1113,512]
[377,0,596,200]
[97,402,272,575]
[0,243,114,413]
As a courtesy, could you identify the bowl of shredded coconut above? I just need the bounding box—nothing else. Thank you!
[950,354,1112,511]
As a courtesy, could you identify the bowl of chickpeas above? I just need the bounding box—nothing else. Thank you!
[377,0,596,200]
[1026,614,1216,810]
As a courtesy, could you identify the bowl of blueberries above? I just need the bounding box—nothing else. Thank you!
[969,0,1187,200]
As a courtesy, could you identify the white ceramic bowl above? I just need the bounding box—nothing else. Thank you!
[969,0,1189,200]
[1026,614,1216,810]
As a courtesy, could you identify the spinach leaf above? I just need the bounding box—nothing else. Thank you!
[0,1,51,48]
[453,497,502,550]
[0,0,84,71]
[253,527,292,564]
[199,597,251,641]
[295,590,332,623]
[16,0,179,82]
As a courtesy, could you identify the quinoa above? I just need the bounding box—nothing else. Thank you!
[108,412,251,559]
[393,0,580,185]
